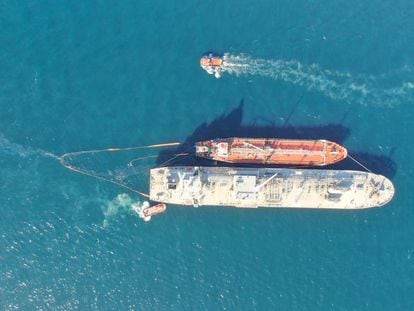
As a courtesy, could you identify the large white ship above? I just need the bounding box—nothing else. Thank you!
[150,166,394,209]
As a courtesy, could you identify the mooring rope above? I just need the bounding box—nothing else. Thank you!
[348,154,372,173]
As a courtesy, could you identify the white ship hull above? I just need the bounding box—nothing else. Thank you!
[149,166,394,209]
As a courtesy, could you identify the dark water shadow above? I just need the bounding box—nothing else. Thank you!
[156,102,397,178]
[331,151,397,179]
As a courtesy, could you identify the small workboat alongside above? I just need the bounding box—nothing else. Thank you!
[133,202,167,221]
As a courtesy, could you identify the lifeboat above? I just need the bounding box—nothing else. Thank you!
[195,137,348,166]
[200,53,223,78]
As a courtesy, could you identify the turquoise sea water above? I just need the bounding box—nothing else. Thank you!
[1,1,414,309]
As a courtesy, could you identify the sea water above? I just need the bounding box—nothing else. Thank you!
[0,1,413,309]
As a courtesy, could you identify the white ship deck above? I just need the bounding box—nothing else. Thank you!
[149,166,394,209]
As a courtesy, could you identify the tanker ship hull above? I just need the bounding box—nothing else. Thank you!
[150,166,394,209]
[195,138,347,166]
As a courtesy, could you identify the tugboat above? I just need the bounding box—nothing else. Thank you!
[133,202,167,221]
[200,53,224,78]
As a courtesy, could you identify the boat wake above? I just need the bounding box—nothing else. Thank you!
[132,201,152,222]
[219,53,414,106]
[102,194,151,226]
[0,134,59,160]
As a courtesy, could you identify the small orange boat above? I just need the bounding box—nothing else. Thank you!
[142,203,167,218]
[195,138,347,166]
[200,53,223,78]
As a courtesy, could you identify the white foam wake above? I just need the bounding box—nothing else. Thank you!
[220,53,414,107]
[132,201,151,222]
[0,134,59,160]
[102,194,150,226]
